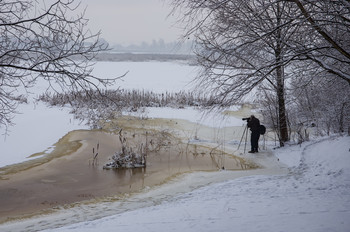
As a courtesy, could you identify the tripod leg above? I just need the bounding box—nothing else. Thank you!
[238,125,247,150]
[244,125,249,153]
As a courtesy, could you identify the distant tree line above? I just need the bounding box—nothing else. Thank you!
[93,53,195,62]
[111,39,194,54]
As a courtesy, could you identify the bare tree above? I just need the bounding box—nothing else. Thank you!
[0,0,118,131]
[290,70,350,136]
[170,0,349,145]
[170,0,305,146]
[281,0,350,84]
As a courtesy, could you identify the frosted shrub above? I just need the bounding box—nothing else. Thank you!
[103,129,146,169]
[38,89,217,128]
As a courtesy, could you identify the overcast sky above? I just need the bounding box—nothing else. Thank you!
[83,0,182,45]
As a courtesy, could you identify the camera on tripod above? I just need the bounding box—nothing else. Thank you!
[242,117,250,122]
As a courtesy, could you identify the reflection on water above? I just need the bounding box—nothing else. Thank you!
[0,130,253,223]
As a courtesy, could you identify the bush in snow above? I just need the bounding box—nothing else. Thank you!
[103,128,173,169]
[103,129,146,169]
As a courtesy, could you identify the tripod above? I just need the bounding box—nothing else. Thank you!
[237,124,249,153]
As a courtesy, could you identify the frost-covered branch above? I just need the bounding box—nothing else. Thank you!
[0,0,121,130]
[278,0,350,84]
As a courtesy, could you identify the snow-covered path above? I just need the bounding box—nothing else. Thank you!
[34,136,349,232]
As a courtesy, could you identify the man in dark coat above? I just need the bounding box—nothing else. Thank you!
[247,115,260,153]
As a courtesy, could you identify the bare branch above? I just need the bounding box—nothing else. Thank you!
[0,0,120,130]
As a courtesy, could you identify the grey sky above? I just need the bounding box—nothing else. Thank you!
[83,0,182,45]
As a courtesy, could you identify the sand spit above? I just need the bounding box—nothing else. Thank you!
[0,115,256,224]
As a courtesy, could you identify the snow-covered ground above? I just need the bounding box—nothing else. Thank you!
[42,136,350,232]
[0,103,87,167]
[1,61,349,232]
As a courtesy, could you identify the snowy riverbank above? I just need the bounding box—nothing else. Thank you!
[0,102,87,167]
[1,134,349,232]
[41,136,350,232]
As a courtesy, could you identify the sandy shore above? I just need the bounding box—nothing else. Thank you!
[0,116,256,224]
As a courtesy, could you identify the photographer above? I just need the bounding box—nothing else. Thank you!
[243,115,260,153]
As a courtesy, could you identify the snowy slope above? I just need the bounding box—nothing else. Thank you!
[30,136,348,232]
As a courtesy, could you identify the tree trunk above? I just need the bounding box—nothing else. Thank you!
[276,2,289,147]
[339,102,345,133]
[276,65,289,146]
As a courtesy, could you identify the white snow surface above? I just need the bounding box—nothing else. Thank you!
[30,136,348,232]
[92,61,197,93]
[1,61,350,232]
[0,102,87,167]
[127,106,244,128]
[20,137,350,232]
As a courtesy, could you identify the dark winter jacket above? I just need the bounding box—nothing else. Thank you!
[247,116,260,133]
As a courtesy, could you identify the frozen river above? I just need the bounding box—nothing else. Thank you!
[0,61,198,168]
